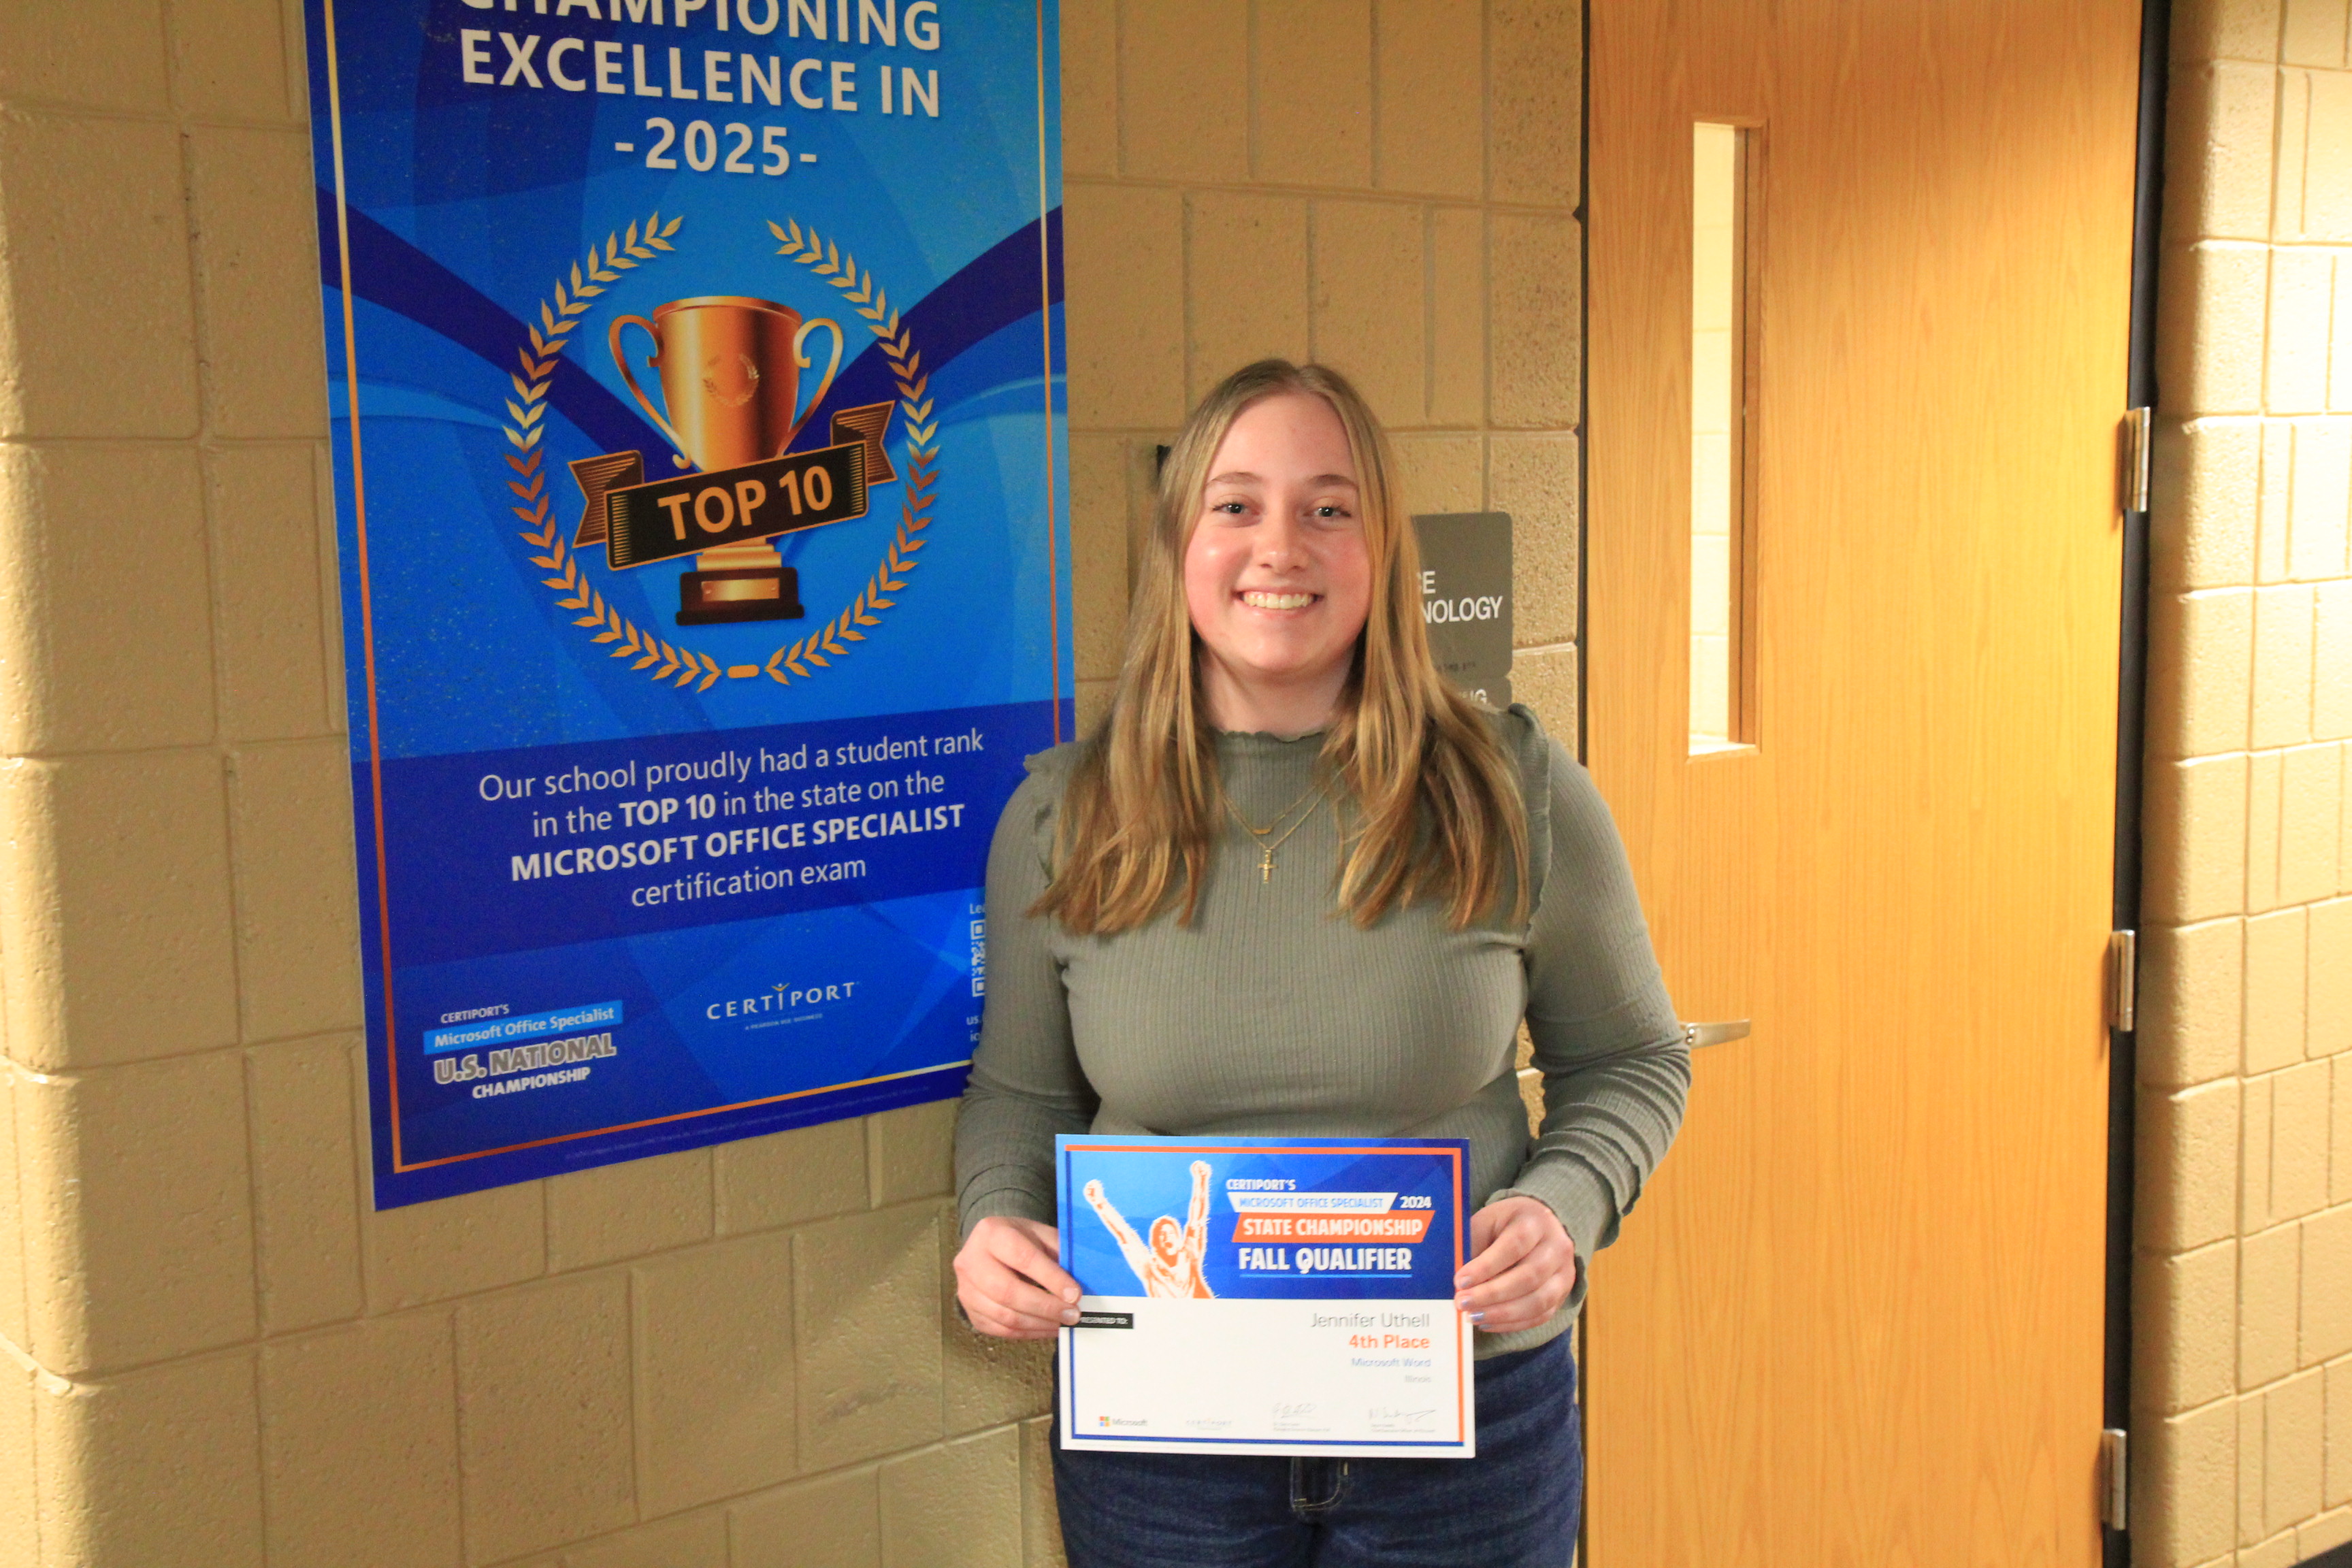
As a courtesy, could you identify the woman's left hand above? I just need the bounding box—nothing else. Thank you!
[1454,1196,1578,1333]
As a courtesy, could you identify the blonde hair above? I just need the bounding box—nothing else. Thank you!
[1035,360,1528,934]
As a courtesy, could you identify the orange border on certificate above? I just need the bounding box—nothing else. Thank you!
[319,0,1066,1176]
[1065,1141,1473,1447]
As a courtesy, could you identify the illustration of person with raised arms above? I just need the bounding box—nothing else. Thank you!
[1083,1159,1216,1298]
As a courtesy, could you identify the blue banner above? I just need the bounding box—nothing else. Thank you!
[304,0,1068,1206]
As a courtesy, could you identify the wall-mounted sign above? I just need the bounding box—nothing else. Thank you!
[303,0,1067,1207]
[1412,512,1513,708]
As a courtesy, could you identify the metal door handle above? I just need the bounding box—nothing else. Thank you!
[1682,1019,1750,1049]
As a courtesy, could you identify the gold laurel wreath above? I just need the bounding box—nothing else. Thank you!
[494,211,937,693]
[762,218,937,685]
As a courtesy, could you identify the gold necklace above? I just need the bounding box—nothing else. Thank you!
[1218,779,1331,883]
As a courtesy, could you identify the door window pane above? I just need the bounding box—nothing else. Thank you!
[1692,121,1750,753]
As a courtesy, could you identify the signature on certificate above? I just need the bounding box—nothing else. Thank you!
[1369,1407,1438,1429]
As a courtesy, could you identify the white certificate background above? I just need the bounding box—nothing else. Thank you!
[1058,1297,1477,1458]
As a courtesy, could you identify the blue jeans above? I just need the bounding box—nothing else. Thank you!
[1052,1336,1582,1567]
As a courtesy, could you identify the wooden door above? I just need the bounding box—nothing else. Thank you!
[1583,3,2141,1564]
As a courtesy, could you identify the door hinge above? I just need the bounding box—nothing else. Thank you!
[2101,1428,2129,1529]
[2107,930,2138,1032]
[2121,407,2153,514]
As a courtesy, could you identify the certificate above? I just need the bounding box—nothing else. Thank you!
[1056,1135,1475,1458]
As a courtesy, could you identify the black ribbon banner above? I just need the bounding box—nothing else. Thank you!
[568,400,898,570]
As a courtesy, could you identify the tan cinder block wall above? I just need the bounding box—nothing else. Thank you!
[0,2,1584,1565]
[2138,2,2352,1565]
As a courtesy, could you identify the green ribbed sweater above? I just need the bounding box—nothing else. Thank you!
[951,706,1690,1356]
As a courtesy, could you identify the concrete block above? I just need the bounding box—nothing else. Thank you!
[733,1464,881,1568]
[1115,0,1247,184]
[2166,62,2283,242]
[1075,678,1114,736]
[2130,1396,2236,1566]
[2283,0,2349,65]
[2288,419,2351,578]
[169,0,299,123]
[2242,1390,2268,1547]
[1428,208,1486,427]
[547,1148,713,1271]
[2338,1059,2352,1206]
[0,1066,22,1350]
[1252,0,1371,188]
[2138,1079,2242,1252]
[186,127,328,438]
[2250,749,2285,914]
[1058,1,1114,179]
[1070,433,1130,684]
[1490,0,1580,206]
[1309,199,1428,429]
[2316,587,2352,738]
[15,1051,255,1374]
[1489,214,1580,429]
[1185,191,1310,404]
[33,1351,263,1568]
[0,112,199,438]
[246,1034,362,1333]
[796,1203,944,1470]
[634,1230,796,1516]
[2240,1222,2303,1389]
[870,1099,957,1206]
[205,443,333,742]
[1512,642,1578,745]
[1021,1414,1064,1568]
[1062,184,1185,431]
[1391,434,1484,518]
[2244,908,2309,1075]
[2272,1058,2334,1219]
[2158,244,2270,418]
[942,1218,1053,1435]
[0,751,240,1068]
[2137,1237,2239,1414]
[2142,754,2249,925]
[0,443,216,753]
[2147,589,2253,760]
[566,1512,728,1568]
[2330,1356,2352,1505]
[2266,1369,2327,1533]
[2268,252,2337,413]
[362,1173,544,1313]
[1490,434,1579,647]
[2335,262,2352,411]
[2253,587,2316,748]
[2247,1073,2276,1233]
[714,1116,867,1235]
[1374,0,1482,199]
[456,1273,634,1563]
[881,1426,1023,1568]
[2139,917,2245,1087]
[2304,1506,2352,1560]
[2302,1206,2352,1364]
[2172,0,2283,63]
[2154,418,2259,592]
[0,1360,31,1568]
[2298,69,2352,241]
[2281,742,2345,905]
[227,739,361,1041]
[0,0,169,113]
[2312,898,2352,1056]
[2259,421,2295,584]
[259,1313,463,1568]
[2242,1529,2304,1567]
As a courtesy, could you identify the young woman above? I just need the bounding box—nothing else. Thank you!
[951,360,1688,1567]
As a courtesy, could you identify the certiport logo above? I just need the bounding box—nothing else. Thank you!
[704,977,862,1024]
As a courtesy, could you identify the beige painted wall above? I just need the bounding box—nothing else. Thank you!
[2136,1,2352,1565]
[0,2,1584,1565]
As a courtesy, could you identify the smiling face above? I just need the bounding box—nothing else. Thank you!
[1181,392,1375,736]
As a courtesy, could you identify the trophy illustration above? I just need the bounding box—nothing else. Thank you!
[611,295,844,623]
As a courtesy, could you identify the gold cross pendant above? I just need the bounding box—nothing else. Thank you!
[1259,847,1275,883]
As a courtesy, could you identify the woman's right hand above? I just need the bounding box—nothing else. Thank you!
[953,1216,1081,1339]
